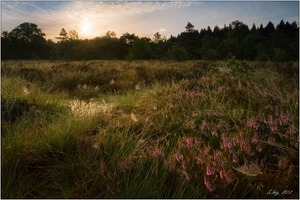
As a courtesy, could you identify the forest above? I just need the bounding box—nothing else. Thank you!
[1,20,299,61]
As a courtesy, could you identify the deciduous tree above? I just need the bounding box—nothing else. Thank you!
[69,30,79,40]
[1,22,48,59]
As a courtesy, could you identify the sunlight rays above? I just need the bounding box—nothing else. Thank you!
[80,21,92,38]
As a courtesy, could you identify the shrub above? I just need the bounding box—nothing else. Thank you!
[210,57,255,80]
[191,61,212,78]
[273,48,287,62]
[167,45,188,61]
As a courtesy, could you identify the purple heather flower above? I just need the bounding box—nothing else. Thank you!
[222,137,232,150]
[196,156,202,165]
[203,146,211,155]
[212,130,218,137]
[175,152,183,162]
[185,174,191,181]
[229,149,235,155]
[200,121,207,130]
[219,170,225,179]
[204,176,215,192]
[267,117,278,132]
[212,161,217,167]
[247,149,255,156]
[267,137,276,145]
[233,154,239,163]
[247,119,259,130]
[190,124,196,130]
[213,151,222,160]
[185,137,193,149]
[270,124,278,132]
[165,159,176,172]
[256,143,263,152]
[206,166,215,176]
[242,142,254,156]
[251,133,259,144]
[151,149,164,159]
[219,170,232,183]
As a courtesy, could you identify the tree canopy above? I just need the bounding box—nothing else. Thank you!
[1,20,299,61]
[2,22,50,59]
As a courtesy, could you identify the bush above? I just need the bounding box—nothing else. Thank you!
[211,57,255,80]
[273,48,287,62]
[227,57,255,78]
[167,45,188,61]
[191,62,212,78]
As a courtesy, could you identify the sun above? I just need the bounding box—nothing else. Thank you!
[80,21,92,38]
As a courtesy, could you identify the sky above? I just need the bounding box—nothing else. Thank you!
[1,0,299,41]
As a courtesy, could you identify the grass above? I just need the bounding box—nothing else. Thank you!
[1,59,299,198]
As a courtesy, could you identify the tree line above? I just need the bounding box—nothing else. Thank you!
[1,20,299,61]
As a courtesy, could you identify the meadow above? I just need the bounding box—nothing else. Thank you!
[1,59,299,198]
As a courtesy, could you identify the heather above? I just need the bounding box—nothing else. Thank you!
[1,59,299,198]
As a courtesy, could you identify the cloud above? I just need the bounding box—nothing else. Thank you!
[2,1,297,41]
[1,1,193,40]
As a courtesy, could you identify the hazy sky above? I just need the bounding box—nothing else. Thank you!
[1,1,299,41]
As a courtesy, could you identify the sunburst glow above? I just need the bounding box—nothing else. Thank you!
[80,19,94,38]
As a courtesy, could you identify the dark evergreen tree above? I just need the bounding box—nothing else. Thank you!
[55,28,69,42]
[185,22,195,33]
